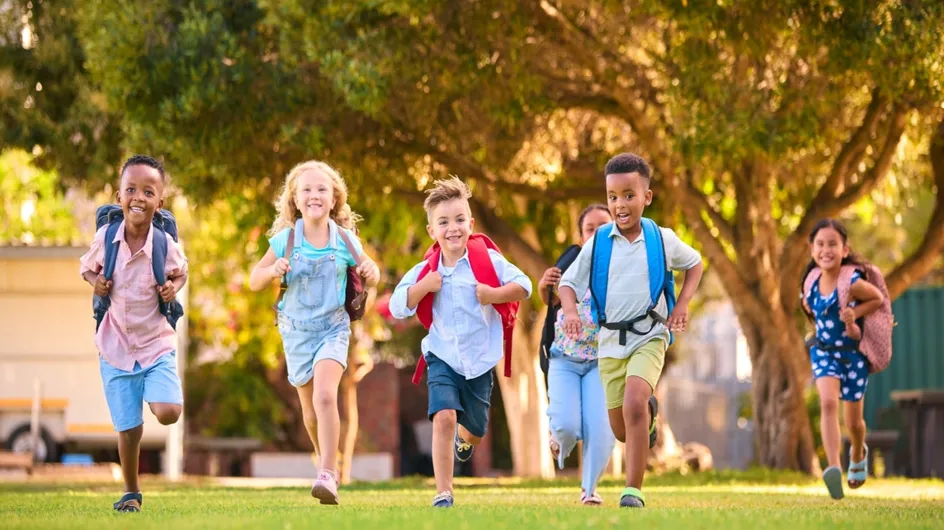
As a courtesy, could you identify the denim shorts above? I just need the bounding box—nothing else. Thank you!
[278,310,350,387]
[426,353,494,438]
[99,351,183,432]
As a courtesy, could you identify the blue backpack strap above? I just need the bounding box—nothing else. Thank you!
[640,218,675,345]
[151,226,184,330]
[93,221,123,331]
[588,223,614,324]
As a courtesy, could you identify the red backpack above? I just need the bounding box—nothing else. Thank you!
[803,263,894,373]
[411,234,519,384]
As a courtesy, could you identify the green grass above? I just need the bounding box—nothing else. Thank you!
[1,470,943,529]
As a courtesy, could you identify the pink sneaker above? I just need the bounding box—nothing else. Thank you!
[311,469,339,505]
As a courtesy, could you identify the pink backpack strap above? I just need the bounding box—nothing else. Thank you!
[837,264,863,309]
[803,267,823,301]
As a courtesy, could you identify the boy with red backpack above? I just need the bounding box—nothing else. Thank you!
[389,177,532,508]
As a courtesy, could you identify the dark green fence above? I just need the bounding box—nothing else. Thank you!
[864,286,944,428]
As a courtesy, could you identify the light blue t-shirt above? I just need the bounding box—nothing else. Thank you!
[268,221,364,309]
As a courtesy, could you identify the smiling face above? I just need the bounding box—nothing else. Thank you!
[427,198,474,256]
[117,164,164,230]
[606,171,652,235]
[294,169,336,223]
[580,208,612,244]
[810,226,849,273]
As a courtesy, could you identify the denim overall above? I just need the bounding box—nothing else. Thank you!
[277,218,351,386]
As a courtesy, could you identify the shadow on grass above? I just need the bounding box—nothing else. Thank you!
[0,468,819,494]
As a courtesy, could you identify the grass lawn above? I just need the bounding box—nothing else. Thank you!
[1,470,942,529]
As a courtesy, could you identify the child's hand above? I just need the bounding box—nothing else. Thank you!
[357,259,381,286]
[157,280,177,302]
[666,305,689,332]
[538,267,562,292]
[846,322,862,341]
[271,258,291,279]
[476,284,498,305]
[839,307,857,327]
[420,271,442,294]
[563,312,582,339]
[93,275,113,297]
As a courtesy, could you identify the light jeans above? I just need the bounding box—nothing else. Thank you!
[546,355,615,495]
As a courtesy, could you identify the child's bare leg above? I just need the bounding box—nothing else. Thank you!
[457,425,482,445]
[118,425,144,492]
[844,399,866,463]
[815,377,842,469]
[295,381,320,455]
[312,359,345,473]
[622,376,651,489]
[432,410,457,493]
[148,403,182,425]
[608,408,626,443]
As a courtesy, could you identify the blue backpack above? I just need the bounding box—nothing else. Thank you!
[588,217,676,346]
[92,205,184,331]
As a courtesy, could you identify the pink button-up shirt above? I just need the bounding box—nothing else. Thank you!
[80,221,188,372]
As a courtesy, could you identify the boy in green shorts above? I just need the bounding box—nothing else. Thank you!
[559,153,704,508]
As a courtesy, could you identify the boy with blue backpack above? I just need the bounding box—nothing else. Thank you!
[559,153,704,508]
[79,155,188,513]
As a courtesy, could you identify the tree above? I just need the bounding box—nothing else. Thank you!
[6,1,943,474]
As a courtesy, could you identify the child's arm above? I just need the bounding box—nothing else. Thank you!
[249,248,290,291]
[476,249,532,305]
[839,278,884,335]
[558,285,582,339]
[406,273,441,310]
[667,261,704,332]
[158,239,190,302]
[79,229,110,296]
[558,241,593,339]
[389,262,437,318]
[476,282,528,305]
[82,270,112,296]
[537,267,562,306]
[344,228,381,288]
[663,228,704,332]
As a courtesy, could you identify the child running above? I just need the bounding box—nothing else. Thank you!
[249,160,380,504]
[389,177,532,507]
[80,155,188,512]
[559,153,704,508]
[801,218,885,500]
[538,204,616,505]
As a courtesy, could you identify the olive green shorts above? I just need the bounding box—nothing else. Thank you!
[598,339,666,409]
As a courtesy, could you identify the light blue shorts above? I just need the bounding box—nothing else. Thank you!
[277,311,350,387]
[99,351,183,432]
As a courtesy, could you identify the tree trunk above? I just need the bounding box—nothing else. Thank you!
[494,301,555,478]
[740,315,820,474]
[264,359,312,451]
[338,319,375,484]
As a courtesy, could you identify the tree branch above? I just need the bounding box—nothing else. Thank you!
[468,197,551,281]
[678,172,736,246]
[885,118,944,299]
[780,106,908,306]
[782,92,888,267]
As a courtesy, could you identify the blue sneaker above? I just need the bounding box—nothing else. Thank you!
[454,429,474,462]
[432,490,454,507]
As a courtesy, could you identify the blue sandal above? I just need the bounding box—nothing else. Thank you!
[113,492,142,512]
[847,444,868,489]
[823,466,844,500]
